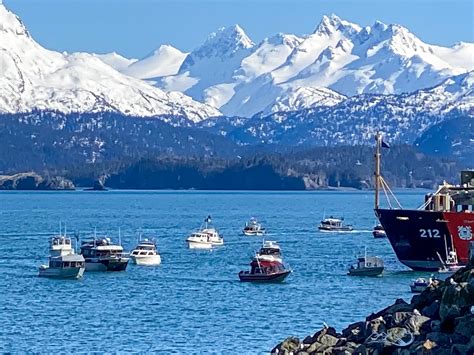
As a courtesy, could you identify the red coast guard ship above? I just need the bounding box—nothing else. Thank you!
[373,133,474,271]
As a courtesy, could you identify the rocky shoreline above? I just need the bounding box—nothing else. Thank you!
[272,264,474,354]
[0,172,75,190]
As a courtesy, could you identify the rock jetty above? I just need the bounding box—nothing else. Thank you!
[272,265,474,354]
[0,172,75,190]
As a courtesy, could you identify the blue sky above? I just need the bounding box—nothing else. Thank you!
[4,0,474,59]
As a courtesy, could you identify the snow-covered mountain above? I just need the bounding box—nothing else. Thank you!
[198,71,474,146]
[122,45,187,79]
[123,15,473,117]
[0,4,220,122]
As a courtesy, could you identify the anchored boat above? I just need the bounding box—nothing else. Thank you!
[186,216,224,250]
[239,259,291,282]
[242,218,266,236]
[318,216,353,232]
[80,236,129,271]
[372,224,387,238]
[410,277,433,293]
[348,249,384,276]
[239,241,291,282]
[38,233,85,279]
[374,132,473,271]
[130,237,161,266]
[255,240,282,263]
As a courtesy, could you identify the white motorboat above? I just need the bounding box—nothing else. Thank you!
[130,238,161,266]
[186,216,224,249]
[318,216,353,232]
[80,236,129,271]
[242,218,266,236]
[38,233,85,279]
[255,240,282,263]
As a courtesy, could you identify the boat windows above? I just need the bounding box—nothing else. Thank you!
[147,252,154,255]
[139,251,147,255]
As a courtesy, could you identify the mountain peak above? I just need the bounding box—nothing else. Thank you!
[0,3,29,37]
[204,24,254,51]
[182,24,254,66]
[314,14,361,36]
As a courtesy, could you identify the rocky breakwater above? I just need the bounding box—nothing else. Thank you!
[272,265,474,354]
[0,172,75,190]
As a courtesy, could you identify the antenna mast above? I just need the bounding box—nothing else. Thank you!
[374,132,381,210]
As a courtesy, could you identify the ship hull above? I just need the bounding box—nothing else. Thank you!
[376,209,473,271]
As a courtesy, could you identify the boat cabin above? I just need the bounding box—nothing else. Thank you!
[249,260,286,275]
[423,170,474,213]
[259,241,281,257]
[48,254,85,269]
[320,217,344,228]
[354,256,384,269]
[50,236,74,256]
[131,240,157,256]
[80,238,125,258]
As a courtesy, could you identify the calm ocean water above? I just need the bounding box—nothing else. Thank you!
[0,190,429,353]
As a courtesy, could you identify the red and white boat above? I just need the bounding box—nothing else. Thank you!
[238,259,291,283]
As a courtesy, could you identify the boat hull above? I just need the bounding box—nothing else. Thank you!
[348,266,384,277]
[238,270,291,283]
[130,255,162,266]
[372,230,387,238]
[84,258,129,271]
[38,266,85,279]
[376,209,472,271]
[318,226,353,232]
[243,231,265,236]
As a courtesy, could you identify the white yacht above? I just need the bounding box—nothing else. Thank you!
[318,216,353,232]
[242,218,266,236]
[130,238,161,266]
[186,216,224,249]
[38,234,85,279]
[80,237,129,271]
[255,240,282,263]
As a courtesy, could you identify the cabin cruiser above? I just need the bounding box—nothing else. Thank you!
[255,240,282,263]
[372,224,387,238]
[38,235,85,279]
[130,238,161,266]
[239,258,291,283]
[318,216,353,232]
[186,216,224,249]
[80,237,129,271]
[242,218,266,236]
[348,250,384,276]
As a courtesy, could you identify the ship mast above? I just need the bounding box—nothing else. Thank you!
[374,132,382,210]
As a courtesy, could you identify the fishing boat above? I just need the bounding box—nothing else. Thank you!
[186,216,224,249]
[318,216,353,232]
[374,132,473,271]
[80,235,129,271]
[38,232,85,279]
[238,258,291,282]
[242,217,266,236]
[130,237,161,266]
[372,224,387,238]
[410,277,433,293]
[437,252,463,278]
[347,249,384,276]
[255,240,282,263]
